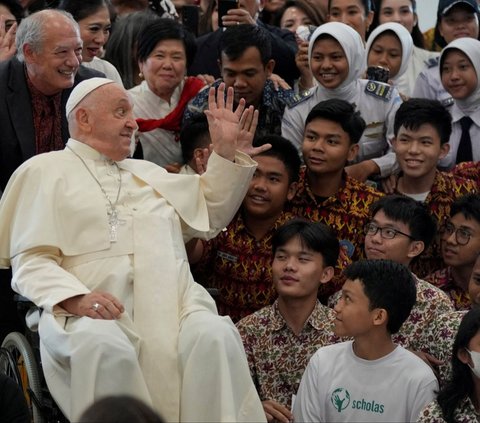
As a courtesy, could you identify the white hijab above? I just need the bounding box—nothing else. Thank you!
[440,37,480,114]
[308,22,365,102]
[365,22,413,84]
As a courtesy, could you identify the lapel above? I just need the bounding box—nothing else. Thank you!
[6,58,35,160]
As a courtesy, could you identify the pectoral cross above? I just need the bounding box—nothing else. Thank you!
[108,207,125,243]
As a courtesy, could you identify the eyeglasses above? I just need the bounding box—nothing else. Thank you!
[440,222,472,246]
[364,222,414,240]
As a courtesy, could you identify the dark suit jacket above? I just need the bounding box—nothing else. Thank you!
[0,57,104,191]
[188,21,300,87]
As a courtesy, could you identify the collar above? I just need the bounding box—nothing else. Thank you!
[270,300,333,332]
[66,138,111,162]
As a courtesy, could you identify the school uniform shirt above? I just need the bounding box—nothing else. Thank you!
[293,341,438,422]
[419,310,467,388]
[438,38,480,169]
[425,266,471,311]
[451,160,480,188]
[282,22,402,177]
[236,300,340,409]
[412,58,454,108]
[396,46,439,98]
[288,167,383,299]
[418,398,480,423]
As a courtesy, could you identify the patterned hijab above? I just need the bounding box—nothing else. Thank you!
[308,22,365,102]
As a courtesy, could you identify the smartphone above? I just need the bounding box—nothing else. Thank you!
[181,5,199,36]
[218,0,238,27]
[366,66,390,83]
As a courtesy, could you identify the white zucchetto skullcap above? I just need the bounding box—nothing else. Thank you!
[66,77,115,117]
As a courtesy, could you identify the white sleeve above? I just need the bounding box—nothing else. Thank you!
[281,106,305,157]
[293,354,324,422]
[409,378,439,422]
[412,68,435,99]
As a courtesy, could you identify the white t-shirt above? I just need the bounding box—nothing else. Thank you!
[293,341,438,422]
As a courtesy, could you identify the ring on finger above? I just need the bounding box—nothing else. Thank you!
[92,302,101,312]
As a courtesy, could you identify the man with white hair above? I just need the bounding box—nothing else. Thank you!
[0,78,267,422]
[0,8,102,346]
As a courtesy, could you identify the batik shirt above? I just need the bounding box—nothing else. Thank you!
[420,310,466,387]
[328,275,454,351]
[192,211,295,322]
[418,398,480,423]
[183,79,298,137]
[288,167,384,298]
[236,300,340,409]
[425,267,471,311]
[451,161,480,189]
[404,170,477,278]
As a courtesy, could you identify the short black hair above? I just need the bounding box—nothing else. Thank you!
[450,193,480,225]
[272,219,340,268]
[179,114,210,164]
[305,99,366,145]
[393,98,452,145]
[370,195,436,250]
[253,135,301,184]
[328,0,374,14]
[58,0,113,22]
[137,18,196,67]
[219,24,272,65]
[343,259,416,334]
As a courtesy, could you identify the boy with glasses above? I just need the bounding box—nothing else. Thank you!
[426,194,480,310]
[329,195,453,358]
[387,98,477,277]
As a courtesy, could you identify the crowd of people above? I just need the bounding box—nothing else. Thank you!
[1,0,480,422]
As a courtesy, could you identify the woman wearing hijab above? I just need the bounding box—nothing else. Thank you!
[438,37,480,169]
[369,0,439,97]
[281,22,403,181]
[365,22,413,98]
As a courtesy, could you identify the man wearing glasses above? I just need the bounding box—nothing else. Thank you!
[329,195,453,366]
[425,194,480,310]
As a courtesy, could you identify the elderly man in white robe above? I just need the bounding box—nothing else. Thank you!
[0,77,268,423]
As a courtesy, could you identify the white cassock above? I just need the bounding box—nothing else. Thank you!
[0,139,266,423]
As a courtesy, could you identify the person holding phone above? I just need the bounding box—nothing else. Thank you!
[365,22,413,98]
[189,0,299,86]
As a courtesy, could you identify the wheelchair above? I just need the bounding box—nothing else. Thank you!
[0,297,68,423]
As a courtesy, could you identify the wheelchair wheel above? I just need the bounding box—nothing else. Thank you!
[1,332,45,423]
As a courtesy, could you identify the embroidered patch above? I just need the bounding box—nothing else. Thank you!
[425,57,439,68]
[286,89,314,108]
[364,81,393,102]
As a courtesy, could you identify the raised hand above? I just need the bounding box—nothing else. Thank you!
[237,107,271,157]
[204,82,246,161]
[0,16,16,62]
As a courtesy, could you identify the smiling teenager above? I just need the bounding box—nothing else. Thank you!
[282,22,403,182]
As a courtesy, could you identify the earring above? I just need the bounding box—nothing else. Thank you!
[139,72,144,79]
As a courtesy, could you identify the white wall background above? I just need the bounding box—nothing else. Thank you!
[416,0,439,32]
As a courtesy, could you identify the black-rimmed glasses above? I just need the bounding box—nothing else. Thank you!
[440,222,472,246]
[364,222,414,240]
